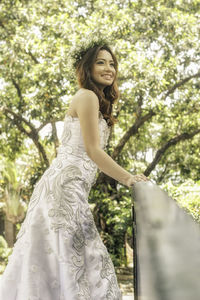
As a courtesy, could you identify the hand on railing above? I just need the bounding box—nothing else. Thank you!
[126,174,149,187]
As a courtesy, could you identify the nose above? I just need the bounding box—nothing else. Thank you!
[104,63,114,73]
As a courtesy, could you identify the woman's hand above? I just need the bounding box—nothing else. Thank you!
[126,174,149,187]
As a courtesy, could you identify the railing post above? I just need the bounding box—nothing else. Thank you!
[131,186,139,300]
[132,203,138,300]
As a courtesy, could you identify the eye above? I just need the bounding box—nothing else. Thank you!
[96,60,115,68]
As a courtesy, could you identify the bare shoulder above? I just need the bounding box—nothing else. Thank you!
[67,89,99,117]
[75,88,99,108]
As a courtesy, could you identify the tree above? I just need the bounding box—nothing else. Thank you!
[0,159,26,247]
[0,0,200,264]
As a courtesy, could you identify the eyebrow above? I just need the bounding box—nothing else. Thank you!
[96,58,114,63]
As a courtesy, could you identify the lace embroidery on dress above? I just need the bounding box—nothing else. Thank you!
[0,112,122,300]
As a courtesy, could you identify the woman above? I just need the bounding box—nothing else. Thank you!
[0,41,148,299]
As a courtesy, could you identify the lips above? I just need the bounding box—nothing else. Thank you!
[102,74,113,80]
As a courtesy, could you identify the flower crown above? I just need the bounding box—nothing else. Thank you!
[70,37,112,69]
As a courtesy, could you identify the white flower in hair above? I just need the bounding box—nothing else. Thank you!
[70,37,113,69]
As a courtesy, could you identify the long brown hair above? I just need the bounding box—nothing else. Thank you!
[76,44,119,127]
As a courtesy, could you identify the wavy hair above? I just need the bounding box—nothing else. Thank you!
[75,44,119,127]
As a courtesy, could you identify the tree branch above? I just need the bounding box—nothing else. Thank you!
[4,108,36,132]
[112,110,155,160]
[37,117,63,132]
[144,129,200,177]
[6,115,30,137]
[3,108,49,167]
[165,70,200,99]
[51,121,59,156]
[26,51,39,64]
[11,78,23,103]
[0,20,6,29]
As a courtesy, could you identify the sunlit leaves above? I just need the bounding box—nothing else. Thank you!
[0,0,200,264]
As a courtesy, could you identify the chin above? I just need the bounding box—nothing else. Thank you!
[95,80,113,90]
[101,80,113,86]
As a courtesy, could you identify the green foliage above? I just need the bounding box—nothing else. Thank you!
[89,183,133,266]
[1,0,200,180]
[0,235,12,274]
[0,158,27,224]
[162,180,200,223]
[0,0,200,265]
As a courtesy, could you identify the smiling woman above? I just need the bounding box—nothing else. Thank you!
[0,40,148,300]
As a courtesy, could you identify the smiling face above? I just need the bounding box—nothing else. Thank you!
[91,50,116,90]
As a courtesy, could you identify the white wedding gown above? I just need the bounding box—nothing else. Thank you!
[0,111,122,300]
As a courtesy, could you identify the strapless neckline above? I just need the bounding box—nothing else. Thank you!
[65,111,109,128]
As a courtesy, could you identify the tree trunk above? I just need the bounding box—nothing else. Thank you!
[0,212,4,236]
[4,218,15,247]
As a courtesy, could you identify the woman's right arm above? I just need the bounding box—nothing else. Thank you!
[75,90,148,187]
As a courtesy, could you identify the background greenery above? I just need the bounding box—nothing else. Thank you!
[0,0,200,270]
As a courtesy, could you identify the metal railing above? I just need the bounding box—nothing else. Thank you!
[132,182,200,300]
